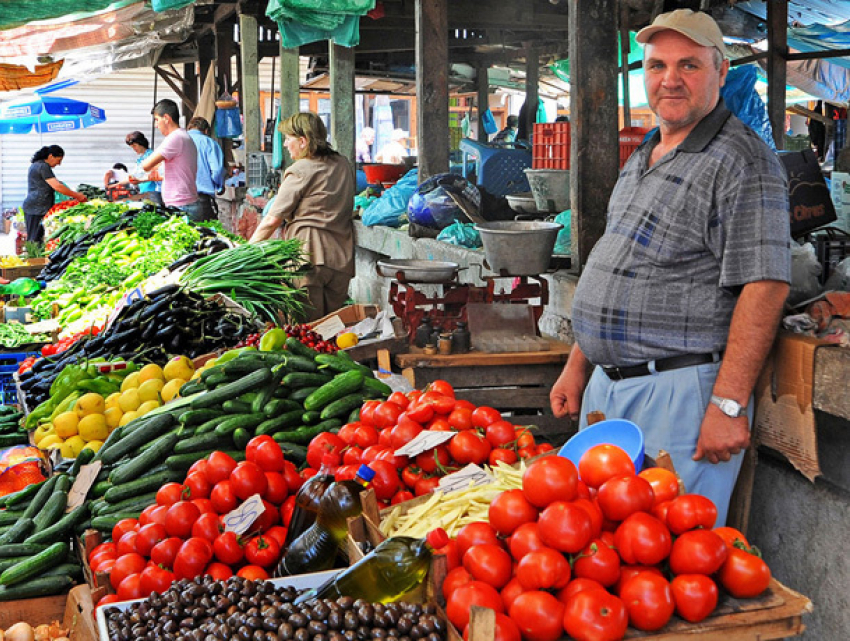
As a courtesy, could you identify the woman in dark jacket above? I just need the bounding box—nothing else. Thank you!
[22,145,87,244]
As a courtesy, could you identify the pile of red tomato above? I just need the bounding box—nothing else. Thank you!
[89,436,307,609]
[40,325,102,358]
[305,380,552,506]
[439,448,772,641]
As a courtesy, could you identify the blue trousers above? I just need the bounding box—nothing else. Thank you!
[580,361,750,527]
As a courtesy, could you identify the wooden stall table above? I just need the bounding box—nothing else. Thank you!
[395,338,572,443]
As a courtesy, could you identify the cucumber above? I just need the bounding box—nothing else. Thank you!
[69,446,96,478]
[137,427,181,454]
[0,543,49,558]
[204,372,240,388]
[195,415,226,435]
[3,480,45,508]
[262,399,302,417]
[284,336,320,359]
[174,432,232,454]
[255,410,303,436]
[232,427,251,450]
[104,471,182,505]
[282,372,333,389]
[303,370,365,411]
[320,391,371,420]
[0,556,32,574]
[190,368,273,410]
[0,518,34,545]
[91,513,144,533]
[108,431,180,485]
[39,562,83,582]
[272,420,342,445]
[315,353,374,377]
[273,386,290,399]
[0,574,73,601]
[179,379,206,397]
[90,480,113,498]
[54,474,73,493]
[222,399,252,414]
[165,449,246,472]
[180,409,225,426]
[347,406,361,423]
[222,357,268,376]
[301,410,321,425]
[31,491,68,532]
[99,413,175,464]
[287,386,320,403]
[362,376,393,396]
[25,503,90,545]
[213,413,267,437]
[0,510,24,527]
[0,541,68,586]
[276,442,308,464]
[96,492,157,516]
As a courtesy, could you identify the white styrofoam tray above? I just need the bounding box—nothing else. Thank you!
[96,569,339,641]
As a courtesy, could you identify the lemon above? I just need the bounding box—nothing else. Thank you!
[138,363,165,384]
[118,410,139,427]
[59,441,78,459]
[64,435,87,457]
[137,400,161,416]
[163,355,195,382]
[138,378,165,403]
[33,424,56,446]
[75,392,106,417]
[161,378,185,403]
[104,407,123,430]
[82,440,104,454]
[118,388,141,413]
[38,434,63,450]
[78,413,109,442]
[105,392,122,411]
[336,332,359,349]
[53,412,79,439]
[120,371,141,392]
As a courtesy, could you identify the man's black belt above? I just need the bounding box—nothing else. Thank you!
[601,352,722,381]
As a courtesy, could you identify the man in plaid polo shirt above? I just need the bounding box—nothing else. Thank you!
[550,10,791,526]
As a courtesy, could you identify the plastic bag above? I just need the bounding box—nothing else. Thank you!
[824,257,850,292]
[721,66,776,151]
[436,221,482,248]
[789,241,822,305]
[278,15,360,48]
[553,209,571,255]
[151,0,194,11]
[361,169,418,227]
[481,109,497,135]
[215,107,243,138]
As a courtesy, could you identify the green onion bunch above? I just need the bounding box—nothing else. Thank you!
[179,239,311,323]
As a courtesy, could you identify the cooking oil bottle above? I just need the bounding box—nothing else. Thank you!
[295,528,449,604]
[283,453,337,549]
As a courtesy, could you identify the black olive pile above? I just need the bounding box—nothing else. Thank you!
[103,575,447,641]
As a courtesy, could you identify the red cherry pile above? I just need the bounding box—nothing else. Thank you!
[234,332,262,349]
[282,324,339,353]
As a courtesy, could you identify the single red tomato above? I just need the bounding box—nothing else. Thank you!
[572,498,604,539]
[353,423,380,448]
[264,525,288,549]
[619,572,675,631]
[95,594,121,612]
[88,542,116,564]
[213,531,245,565]
[183,472,212,500]
[463,543,513,589]
[419,392,455,416]
[150,537,183,569]
[116,531,139,557]
[156,482,185,507]
[164,501,201,539]
[139,504,158,527]
[367,459,401,502]
[251,499,280,533]
[390,418,424,450]
[244,535,281,568]
[249,438,286,473]
[117,573,145,601]
[456,521,502,556]
[578,444,635,489]
[445,581,504,631]
[188,458,208,478]
[111,518,139,543]
[387,391,410,409]
[360,444,387,464]
[192,498,216,515]
[517,445,537,460]
[359,400,381,427]
[508,522,546,561]
[191,511,223,543]
[443,566,474,600]
[110,553,147,590]
[638,467,680,506]
[671,574,719,623]
[713,526,750,550]
[718,547,772,598]
[508,591,565,641]
[562,588,629,641]
[139,564,176,596]
[237,565,269,581]
[434,538,461,572]
[596,474,655,522]
[537,500,593,554]
[337,422,360,445]
[615,566,665,596]
[401,465,425,489]
[669,529,728,576]
[205,561,233,581]
[537,443,555,454]
[463,613,521,641]
[665,494,718,534]
[515,547,571,591]
[499,578,524,612]
[415,445,451,474]
[342,446,364,466]
[282,462,304,493]
[206,451,238,485]
[405,401,434,424]
[262,470,289,505]
[413,476,440,496]
[372,401,404,429]
[472,406,502,429]
[572,539,621,588]
[429,380,455,398]
[390,489,414,505]
[614,512,672,566]
[449,430,491,465]
[230,461,268,501]
[521,456,579,508]
[134,522,168,557]
[515,427,536,449]
[210,480,239,514]
[488,489,539,536]
[556,578,607,604]
[280,495,296,527]
[173,537,213,580]
[489,448,518,467]
[448,407,473,431]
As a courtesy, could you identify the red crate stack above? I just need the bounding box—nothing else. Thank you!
[619,127,650,168]
[532,122,570,169]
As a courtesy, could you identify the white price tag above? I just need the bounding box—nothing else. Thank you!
[394,430,456,458]
[223,494,265,535]
[66,461,102,512]
[438,464,494,494]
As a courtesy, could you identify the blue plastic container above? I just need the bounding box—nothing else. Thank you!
[558,419,645,472]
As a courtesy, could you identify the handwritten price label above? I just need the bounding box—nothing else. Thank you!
[66,461,102,513]
[438,464,494,494]
[394,430,456,458]
[223,494,265,534]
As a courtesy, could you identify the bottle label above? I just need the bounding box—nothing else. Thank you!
[394,430,456,458]
[438,464,494,493]
[223,493,265,534]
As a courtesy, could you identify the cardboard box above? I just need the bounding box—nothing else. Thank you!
[309,304,380,332]
[0,591,68,629]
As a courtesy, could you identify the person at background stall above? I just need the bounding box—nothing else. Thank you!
[491,115,519,143]
[142,99,199,218]
[22,145,87,244]
[103,163,129,188]
[248,112,355,322]
[356,127,375,163]
[376,129,407,164]
[549,9,791,527]
[125,130,163,204]
[187,116,224,222]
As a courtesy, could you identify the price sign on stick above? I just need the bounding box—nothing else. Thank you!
[223,494,265,534]
[66,461,102,512]
[438,464,494,494]
[394,430,456,458]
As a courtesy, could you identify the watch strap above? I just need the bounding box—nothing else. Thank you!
[710,394,747,418]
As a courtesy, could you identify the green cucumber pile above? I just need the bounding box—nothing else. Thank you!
[82,338,391,537]
[0,406,27,448]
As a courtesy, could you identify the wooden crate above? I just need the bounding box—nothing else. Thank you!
[64,584,99,641]
[1,257,48,281]
[77,530,112,599]
[0,591,69,629]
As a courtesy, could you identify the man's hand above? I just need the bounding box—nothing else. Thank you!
[693,406,750,464]
[550,344,590,421]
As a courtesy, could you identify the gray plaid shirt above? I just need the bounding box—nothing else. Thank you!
[572,100,791,367]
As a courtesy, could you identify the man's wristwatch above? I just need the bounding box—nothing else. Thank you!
[710,395,747,418]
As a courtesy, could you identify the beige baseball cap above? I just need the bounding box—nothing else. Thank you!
[636,9,727,58]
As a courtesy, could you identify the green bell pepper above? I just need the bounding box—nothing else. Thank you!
[259,328,287,352]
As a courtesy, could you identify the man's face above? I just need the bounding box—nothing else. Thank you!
[644,30,729,133]
[154,113,170,135]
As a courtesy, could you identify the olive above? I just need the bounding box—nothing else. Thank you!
[277,622,294,640]
[293,628,310,641]
[280,603,296,617]
[247,616,264,630]
[327,610,342,630]
[263,617,280,632]
[372,612,388,629]
[343,610,359,631]
[336,596,355,610]
[425,634,442,641]
[288,613,308,629]
[397,617,413,635]
[312,601,331,620]
[308,620,328,635]
[409,625,426,640]
[356,604,374,625]
[386,635,400,641]
[238,625,253,640]
[180,617,196,629]
[253,631,266,641]
[163,619,178,634]
[314,635,328,641]
[371,629,388,640]
[342,630,357,641]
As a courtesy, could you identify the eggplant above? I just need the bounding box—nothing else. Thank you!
[145,284,181,300]
[139,293,179,322]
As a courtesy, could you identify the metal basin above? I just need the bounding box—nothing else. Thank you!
[376,259,460,283]
[474,221,563,276]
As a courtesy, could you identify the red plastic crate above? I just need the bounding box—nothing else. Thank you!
[532,122,571,169]
[619,127,650,168]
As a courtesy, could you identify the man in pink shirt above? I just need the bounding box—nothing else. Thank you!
[142,99,200,219]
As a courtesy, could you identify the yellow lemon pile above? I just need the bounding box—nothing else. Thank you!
[33,356,196,459]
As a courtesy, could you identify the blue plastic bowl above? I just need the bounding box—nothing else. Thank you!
[558,419,645,472]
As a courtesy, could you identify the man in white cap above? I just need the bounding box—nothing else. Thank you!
[376,129,408,164]
[550,10,791,526]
